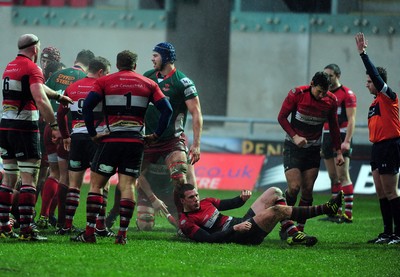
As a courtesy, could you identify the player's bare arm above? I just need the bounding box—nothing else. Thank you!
[186,96,203,165]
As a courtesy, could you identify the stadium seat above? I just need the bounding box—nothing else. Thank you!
[24,0,42,6]
[69,0,90,7]
[47,0,65,6]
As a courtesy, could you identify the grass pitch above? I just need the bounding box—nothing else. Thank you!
[0,186,398,277]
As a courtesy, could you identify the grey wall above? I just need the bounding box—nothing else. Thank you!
[0,7,166,75]
[167,0,231,116]
[227,30,400,129]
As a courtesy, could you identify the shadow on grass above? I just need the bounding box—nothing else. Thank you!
[0,267,21,274]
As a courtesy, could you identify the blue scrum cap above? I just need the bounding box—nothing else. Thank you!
[153,42,176,65]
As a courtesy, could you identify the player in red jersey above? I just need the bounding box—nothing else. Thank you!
[71,50,172,244]
[106,42,202,232]
[37,46,63,205]
[9,46,64,229]
[178,183,343,245]
[0,34,71,241]
[55,56,114,236]
[320,64,357,223]
[277,71,344,243]
[355,33,400,245]
[37,49,94,230]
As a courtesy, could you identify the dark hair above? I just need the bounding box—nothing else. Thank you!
[324,63,341,76]
[75,49,95,67]
[88,56,111,74]
[368,66,387,83]
[178,183,196,199]
[44,60,63,80]
[117,50,138,70]
[312,71,331,91]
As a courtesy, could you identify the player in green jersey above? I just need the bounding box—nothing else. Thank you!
[136,42,203,229]
[37,49,95,231]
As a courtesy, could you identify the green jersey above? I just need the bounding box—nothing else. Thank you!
[143,68,198,141]
[45,66,87,113]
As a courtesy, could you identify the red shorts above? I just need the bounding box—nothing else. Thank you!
[143,133,188,163]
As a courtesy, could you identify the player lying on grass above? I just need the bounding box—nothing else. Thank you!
[178,184,343,246]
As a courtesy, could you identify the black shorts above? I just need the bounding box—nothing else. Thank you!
[225,217,267,245]
[91,141,144,178]
[321,133,352,159]
[39,119,47,155]
[370,137,400,174]
[283,140,320,172]
[0,129,41,161]
[68,134,97,172]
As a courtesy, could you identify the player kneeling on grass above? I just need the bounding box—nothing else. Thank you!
[178,184,343,246]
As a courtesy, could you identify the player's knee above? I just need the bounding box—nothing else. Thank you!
[169,161,188,182]
[272,187,283,197]
[17,161,40,175]
[264,186,283,199]
[269,205,286,220]
[47,152,58,163]
[3,163,19,175]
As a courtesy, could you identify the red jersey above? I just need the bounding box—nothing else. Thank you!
[368,91,400,143]
[179,198,232,239]
[57,77,104,138]
[1,55,44,132]
[278,85,341,150]
[91,70,166,143]
[323,85,357,132]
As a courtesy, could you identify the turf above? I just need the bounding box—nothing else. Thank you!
[0,186,398,277]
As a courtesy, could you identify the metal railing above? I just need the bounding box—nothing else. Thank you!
[189,115,368,137]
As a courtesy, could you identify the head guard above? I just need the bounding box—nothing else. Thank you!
[41,46,61,62]
[153,42,176,65]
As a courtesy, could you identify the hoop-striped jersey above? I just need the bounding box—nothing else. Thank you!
[278,85,341,150]
[180,198,232,239]
[90,70,166,143]
[57,77,103,138]
[1,55,44,132]
[323,85,357,133]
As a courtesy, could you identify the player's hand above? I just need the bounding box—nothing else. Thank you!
[63,138,71,152]
[51,129,62,144]
[91,131,109,144]
[143,133,158,146]
[151,197,169,215]
[292,134,307,148]
[355,32,368,54]
[165,213,178,229]
[188,145,200,165]
[240,190,252,202]
[335,153,345,166]
[158,209,178,228]
[341,141,351,154]
[149,197,178,228]
[233,221,252,232]
[58,95,74,107]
